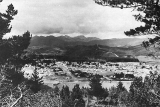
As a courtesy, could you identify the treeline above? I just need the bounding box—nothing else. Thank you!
[2,72,159,107]
[55,74,160,107]
[23,53,139,63]
[27,44,139,62]
[49,73,160,107]
[103,57,139,62]
[113,72,135,79]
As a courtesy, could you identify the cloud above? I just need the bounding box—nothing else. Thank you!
[33,27,63,34]
[1,0,143,39]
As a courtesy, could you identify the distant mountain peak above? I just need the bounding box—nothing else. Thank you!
[74,35,86,39]
[30,35,146,49]
[59,35,71,38]
[56,35,100,42]
[64,35,71,38]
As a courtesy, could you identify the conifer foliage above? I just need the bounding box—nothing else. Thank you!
[0,3,17,39]
[94,0,160,49]
[71,84,85,107]
[89,74,105,99]
[26,68,43,93]
[0,1,32,106]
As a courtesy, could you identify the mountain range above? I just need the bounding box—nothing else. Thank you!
[29,35,147,47]
[58,35,100,42]
[28,35,152,58]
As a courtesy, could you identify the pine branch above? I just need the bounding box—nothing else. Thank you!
[10,85,23,107]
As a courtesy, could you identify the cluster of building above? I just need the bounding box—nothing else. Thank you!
[22,60,160,82]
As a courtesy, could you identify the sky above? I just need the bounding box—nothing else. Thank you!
[1,0,145,39]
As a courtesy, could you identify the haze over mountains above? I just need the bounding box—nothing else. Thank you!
[28,35,151,59]
[29,35,146,47]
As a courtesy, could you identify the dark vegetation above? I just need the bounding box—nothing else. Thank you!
[26,44,140,62]
[1,0,160,106]
[70,70,92,78]
[28,37,153,57]
[26,68,43,93]
[113,72,135,80]
[0,1,44,106]
[52,74,160,106]
[93,0,160,106]
[94,0,160,53]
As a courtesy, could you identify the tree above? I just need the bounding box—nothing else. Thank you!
[60,85,75,107]
[108,82,127,106]
[0,0,31,101]
[4,66,25,86]
[103,88,109,99]
[116,81,126,93]
[116,82,128,106]
[26,68,43,93]
[118,90,129,106]
[71,84,85,107]
[89,74,105,99]
[0,1,17,63]
[53,85,60,95]
[71,84,83,100]
[128,76,155,107]
[93,0,160,53]
[0,0,32,63]
[0,3,17,39]
[62,97,74,107]
[108,86,118,105]
[60,85,70,100]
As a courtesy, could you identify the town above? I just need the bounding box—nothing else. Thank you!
[22,59,160,91]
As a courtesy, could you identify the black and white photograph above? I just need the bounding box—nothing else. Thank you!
[0,0,160,107]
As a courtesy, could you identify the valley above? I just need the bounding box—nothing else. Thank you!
[28,35,152,59]
[22,55,160,91]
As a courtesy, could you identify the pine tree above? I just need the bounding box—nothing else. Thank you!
[60,85,75,107]
[71,84,85,107]
[4,66,25,86]
[26,68,43,93]
[54,85,60,95]
[108,86,118,105]
[0,1,31,100]
[93,0,160,53]
[0,3,17,39]
[116,81,126,93]
[89,74,105,99]
[60,86,70,100]
[128,77,151,107]
[71,84,82,100]
[103,88,109,98]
